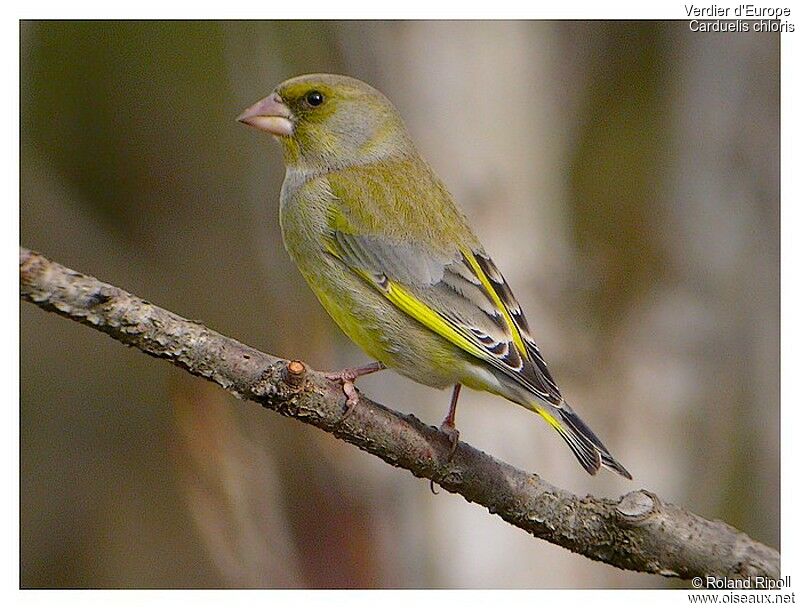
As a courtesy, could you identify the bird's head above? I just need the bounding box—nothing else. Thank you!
[238,74,413,170]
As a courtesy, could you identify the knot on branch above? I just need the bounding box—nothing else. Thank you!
[283,360,307,389]
[615,489,660,525]
[252,361,312,416]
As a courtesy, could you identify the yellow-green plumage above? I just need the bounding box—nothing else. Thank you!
[280,156,478,389]
[239,73,631,478]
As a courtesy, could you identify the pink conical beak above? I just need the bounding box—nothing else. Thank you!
[237,92,294,137]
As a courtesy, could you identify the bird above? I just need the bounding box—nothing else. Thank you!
[238,74,631,479]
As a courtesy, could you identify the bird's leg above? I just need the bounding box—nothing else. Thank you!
[440,383,461,460]
[324,361,386,418]
[430,384,463,494]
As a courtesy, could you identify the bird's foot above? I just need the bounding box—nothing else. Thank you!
[439,421,460,461]
[429,424,461,494]
[324,361,386,420]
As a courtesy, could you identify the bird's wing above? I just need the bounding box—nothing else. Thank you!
[326,230,562,405]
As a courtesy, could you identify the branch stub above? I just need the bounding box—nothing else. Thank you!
[616,489,659,525]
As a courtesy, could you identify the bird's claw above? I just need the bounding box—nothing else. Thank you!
[340,380,360,419]
[430,424,459,493]
[325,372,360,422]
[324,362,385,422]
[440,422,460,461]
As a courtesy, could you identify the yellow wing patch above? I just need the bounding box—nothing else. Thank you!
[536,407,564,431]
[350,267,488,363]
[461,249,528,358]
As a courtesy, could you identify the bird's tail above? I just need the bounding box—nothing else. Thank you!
[538,401,632,479]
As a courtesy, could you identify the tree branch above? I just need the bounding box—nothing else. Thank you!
[19,246,779,582]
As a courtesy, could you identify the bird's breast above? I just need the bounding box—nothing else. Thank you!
[278,169,337,269]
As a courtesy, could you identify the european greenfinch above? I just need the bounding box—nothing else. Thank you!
[238,74,631,478]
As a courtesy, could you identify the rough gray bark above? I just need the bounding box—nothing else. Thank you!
[19,246,780,581]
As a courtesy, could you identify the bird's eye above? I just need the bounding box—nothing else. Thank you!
[305,90,325,107]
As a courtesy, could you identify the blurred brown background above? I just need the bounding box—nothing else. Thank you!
[20,21,779,588]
